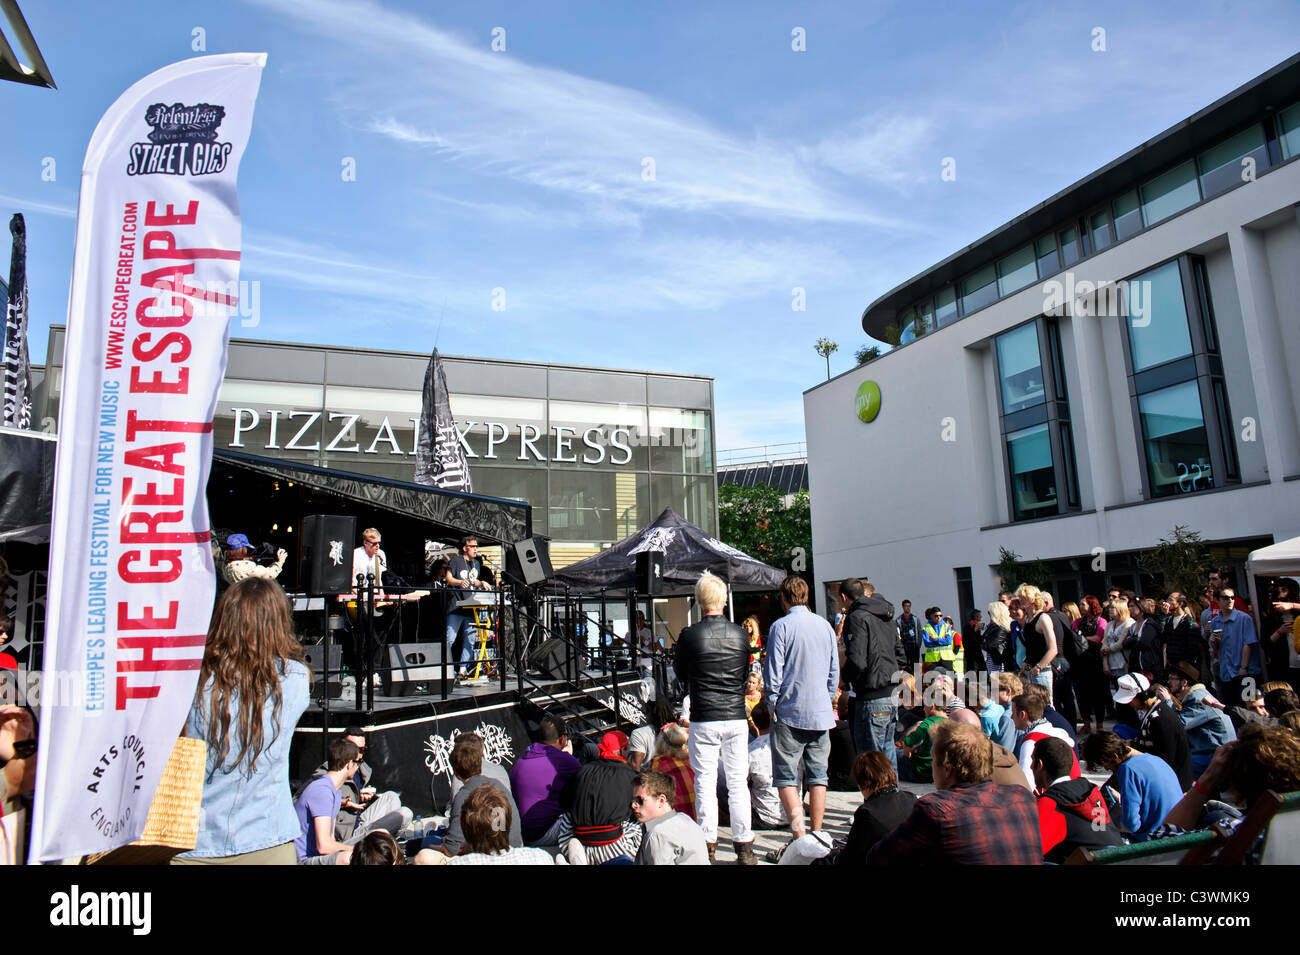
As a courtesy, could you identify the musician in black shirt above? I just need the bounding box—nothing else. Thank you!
[445,536,490,681]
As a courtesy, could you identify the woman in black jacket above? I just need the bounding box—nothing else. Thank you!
[834,751,916,865]
[982,600,1012,672]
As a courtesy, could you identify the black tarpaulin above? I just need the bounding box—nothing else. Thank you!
[551,506,786,595]
[212,449,530,545]
[0,426,55,543]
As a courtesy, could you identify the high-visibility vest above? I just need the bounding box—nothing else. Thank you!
[922,621,956,664]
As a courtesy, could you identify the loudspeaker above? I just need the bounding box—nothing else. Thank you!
[528,637,569,680]
[300,515,357,595]
[636,551,664,595]
[302,643,343,700]
[384,642,445,696]
[505,535,554,586]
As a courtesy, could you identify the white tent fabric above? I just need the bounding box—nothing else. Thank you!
[1247,535,1300,577]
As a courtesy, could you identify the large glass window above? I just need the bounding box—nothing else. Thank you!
[448,395,548,463]
[1088,211,1112,253]
[933,287,958,327]
[650,473,716,534]
[1007,424,1057,520]
[1140,160,1200,226]
[547,400,648,470]
[474,467,550,534]
[1058,226,1082,266]
[1035,235,1059,279]
[550,470,647,541]
[1124,260,1193,371]
[995,323,1045,414]
[1112,191,1142,242]
[1138,381,1213,497]
[1197,125,1269,199]
[996,245,1037,296]
[1276,101,1300,160]
[648,408,712,474]
[960,264,998,315]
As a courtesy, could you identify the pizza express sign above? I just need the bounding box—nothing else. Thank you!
[224,407,692,465]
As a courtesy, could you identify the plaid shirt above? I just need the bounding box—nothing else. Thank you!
[867,780,1043,865]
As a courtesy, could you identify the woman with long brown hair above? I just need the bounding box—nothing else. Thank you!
[173,577,310,864]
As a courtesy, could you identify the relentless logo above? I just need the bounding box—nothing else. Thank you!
[126,101,232,176]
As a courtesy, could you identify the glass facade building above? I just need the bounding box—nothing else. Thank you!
[38,329,717,567]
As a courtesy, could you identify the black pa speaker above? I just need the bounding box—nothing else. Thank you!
[528,637,569,680]
[384,642,446,696]
[636,550,664,595]
[506,535,554,586]
[302,643,344,700]
[300,515,357,595]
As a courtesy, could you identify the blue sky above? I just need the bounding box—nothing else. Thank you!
[2,0,1298,453]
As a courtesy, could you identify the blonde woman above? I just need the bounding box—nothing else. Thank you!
[742,616,763,666]
[1014,584,1057,699]
[744,671,764,736]
[983,600,1012,672]
[1101,597,1134,680]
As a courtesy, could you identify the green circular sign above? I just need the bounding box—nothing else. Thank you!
[855,380,881,423]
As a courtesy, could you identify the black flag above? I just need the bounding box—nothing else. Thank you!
[3,214,33,430]
[414,348,472,492]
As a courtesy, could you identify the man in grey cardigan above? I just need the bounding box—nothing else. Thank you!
[632,770,709,865]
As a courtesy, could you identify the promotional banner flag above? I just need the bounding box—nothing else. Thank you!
[31,54,266,862]
[414,348,473,492]
[3,213,33,429]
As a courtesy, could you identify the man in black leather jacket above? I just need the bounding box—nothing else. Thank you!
[674,570,756,865]
[839,579,907,773]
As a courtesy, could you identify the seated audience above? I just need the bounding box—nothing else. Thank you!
[627,700,676,772]
[304,725,411,843]
[443,785,555,866]
[1264,686,1300,719]
[294,738,360,865]
[1011,693,1078,781]
[868,721,1042,865]
[439,733,522,857]
[557,731,642,865]
[1116,674,1193,790]
[510,713,581,845]
[1082,730,1182,843]
[649,723,696,818]
[0,704,36,818]
[747,700,786,830]
[1164,662,1235,775]
[745,671,764,736]
[1164,724,1300,835]
[976,679,1016,752]
[1032,737,1122,863]
[349,830,406,865]
[632,771,709,865]
[1024,682,1077,750]
[834,751,916,865]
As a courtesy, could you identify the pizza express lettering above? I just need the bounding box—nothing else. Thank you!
[226,409,640,465]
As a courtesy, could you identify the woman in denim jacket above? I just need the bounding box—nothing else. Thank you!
[1162,661,1236,775]
[173,578,310,864]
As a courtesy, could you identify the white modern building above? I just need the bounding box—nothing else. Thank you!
[805,55,1300,619]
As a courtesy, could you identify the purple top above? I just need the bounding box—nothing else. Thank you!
[294,775,340,860]
[509,742,581,844]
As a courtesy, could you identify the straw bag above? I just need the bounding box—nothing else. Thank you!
[84,736,207,865]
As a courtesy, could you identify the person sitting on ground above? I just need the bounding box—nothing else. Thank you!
[1163,725,1300,836]
[747,700,786,831]
[632,770,709,865]
[833,751,916,865]
[745,671,764,737]
[0,704,36,818]
[304,725,412,843]
[1033,737,1122,863]
[900,700,946,784]
[438,733,522,857]
[1163,662,1235,775]
[219,532,288,585]
[349,830,406,865]
[294,738,361,865]
[649,723,696,819]
[1264,686,1300,719]
[627,699,676,772]
[975,678,1015,751]
[442,785,555,866]
[1023,681,1077,750]
[868,721,1042,865]
[510,713,582,846]
[1011,693,1078,782]
[995,671,1024,735]
[1116,674,1192,790]
[1082,730,1183,842]
[557,731,643,865]
[1228,692,1278,732]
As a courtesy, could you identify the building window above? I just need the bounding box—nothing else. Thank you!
[1058,226,1082,267]
[934,287,958,327]
[1112,190,1142,242]
[1035,235,1060,279]
[960,264,998,315]
[996,245,1037,297]
[993,318,1080,522]
[1198,125,1269,199]
[1140,159,1200,226]
[1277,101,1300,160]
[1118,255,1238,500]
[1088,210,1112,253]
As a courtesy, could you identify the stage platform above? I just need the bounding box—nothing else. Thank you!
[290,672,645,816]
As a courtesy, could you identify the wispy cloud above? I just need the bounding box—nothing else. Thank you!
[247,0,912,227]
[0,192,76,219]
